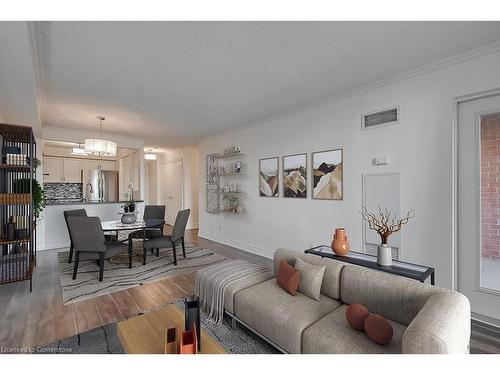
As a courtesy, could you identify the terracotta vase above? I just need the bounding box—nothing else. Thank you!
[331,227,350,255]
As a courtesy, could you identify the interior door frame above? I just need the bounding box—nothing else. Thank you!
[453,87,500,294]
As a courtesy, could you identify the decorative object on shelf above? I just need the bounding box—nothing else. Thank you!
[206,153,218,183]
[331,227,350,255]
[7,216,16,241]
[184,295,201,351]
[165,326,179,354]
[84,115,117,157]
[224,143,240,156]
[259,157,279,197]
[360,205,415,266]
[312,149,343,200]
[206,184,219,213]
[235,161,242,173]
[283,153,307,198]
[180,323,198,354]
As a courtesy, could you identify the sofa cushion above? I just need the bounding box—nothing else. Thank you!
[234,278,340,353]
[277,260,300,295]
[340,264,448,325]
[222,269,274,314]
[302,304,406,354]
[295,258,326,301]
[273,249,344,300]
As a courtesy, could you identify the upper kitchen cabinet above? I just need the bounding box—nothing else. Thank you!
[43,156,82,183]
[43,157,63,182]
[81,159,116,171]
[63,158,83,183]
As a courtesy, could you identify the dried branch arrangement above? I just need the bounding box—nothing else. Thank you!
[360,206,415,245]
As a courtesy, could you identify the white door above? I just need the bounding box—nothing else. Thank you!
[63,158,82,183]
[160,159,183,226]
[43,157,63,182]
[458,94,500,324]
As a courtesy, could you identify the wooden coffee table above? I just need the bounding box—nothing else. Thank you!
[117,304,226,354]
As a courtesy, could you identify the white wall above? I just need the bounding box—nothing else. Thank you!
[159,146,199,229]
[199,50,500,289]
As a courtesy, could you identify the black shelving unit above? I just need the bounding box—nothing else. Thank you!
[0,123,36,292]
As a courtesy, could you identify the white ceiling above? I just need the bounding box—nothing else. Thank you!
[31,21,500,146]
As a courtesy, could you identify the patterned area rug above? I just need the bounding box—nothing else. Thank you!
[58,243,226,304]
[42,304,279,354]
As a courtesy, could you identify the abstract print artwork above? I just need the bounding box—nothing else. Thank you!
[312,149,343,200]
[283,153,307,198]
[259,157,279,197]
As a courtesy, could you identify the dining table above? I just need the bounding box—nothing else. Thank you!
[101,218,165,266]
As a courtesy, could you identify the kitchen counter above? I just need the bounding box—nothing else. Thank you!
[41,200,145,250]
[44,200,144,206]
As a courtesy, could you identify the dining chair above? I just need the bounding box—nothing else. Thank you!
[67,216,130,282]
[63,209,87,263]
[142,209,190,266]
[128,205,166,242]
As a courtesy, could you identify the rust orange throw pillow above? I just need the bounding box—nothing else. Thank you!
[277,260,300,296]
[346,303,370,331]
[364,313,394,345]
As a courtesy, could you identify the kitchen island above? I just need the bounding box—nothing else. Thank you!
[42,200,145,250]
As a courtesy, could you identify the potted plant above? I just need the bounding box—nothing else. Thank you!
[12,157,45,225]
[360,206,415,266]
[121,183,137,224]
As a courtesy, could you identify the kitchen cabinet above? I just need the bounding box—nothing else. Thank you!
[43,157,63,182]
[43,157,82,182]
[82,159,116,171]
[63,158,82,183]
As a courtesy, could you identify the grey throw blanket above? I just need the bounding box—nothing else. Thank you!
[195,259,271,325]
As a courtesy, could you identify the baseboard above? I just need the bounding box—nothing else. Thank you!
[42,240,69,251]
[198,230,274,259]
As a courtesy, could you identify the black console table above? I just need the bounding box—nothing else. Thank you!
[304,245,435,285]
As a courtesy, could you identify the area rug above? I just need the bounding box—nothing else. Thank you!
[41,304,279,354]
[58,244,226,304]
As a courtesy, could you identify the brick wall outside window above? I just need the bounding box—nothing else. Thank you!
[481,114,500,260]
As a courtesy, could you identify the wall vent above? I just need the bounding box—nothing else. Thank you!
[362,106,399,130]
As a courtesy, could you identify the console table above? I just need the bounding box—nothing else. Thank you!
[304,245,435,285]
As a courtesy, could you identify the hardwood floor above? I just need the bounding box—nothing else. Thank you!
[0,227,270,351]
[0,227,498,353]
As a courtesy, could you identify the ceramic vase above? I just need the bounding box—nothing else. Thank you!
[121,212,137,224]
[331,227,350,255]
[377,244,392,266]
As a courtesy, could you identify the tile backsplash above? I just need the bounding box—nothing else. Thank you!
[44,182,83,201]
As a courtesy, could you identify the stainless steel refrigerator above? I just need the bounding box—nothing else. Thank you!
[83,170,119,202]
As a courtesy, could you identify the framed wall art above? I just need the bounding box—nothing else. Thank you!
[312,148,343,200]
[283,153,307,198]
[259,157,279,197]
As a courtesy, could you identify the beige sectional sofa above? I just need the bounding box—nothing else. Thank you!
[220,248,471,354]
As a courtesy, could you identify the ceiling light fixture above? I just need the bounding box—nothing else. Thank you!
[144,152,157,160]
[71,146,88,156]
[84,116,117,157]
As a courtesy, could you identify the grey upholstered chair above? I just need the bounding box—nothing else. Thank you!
[67,216,130,282]
[143,209,190,266]
[63,209,87,263]
[128,205,166,241]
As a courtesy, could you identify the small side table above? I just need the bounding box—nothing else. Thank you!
[304,245,435,285]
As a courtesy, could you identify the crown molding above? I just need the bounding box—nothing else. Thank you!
[228,40,500,134]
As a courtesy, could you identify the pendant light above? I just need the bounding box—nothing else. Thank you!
[84,116,117,157]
